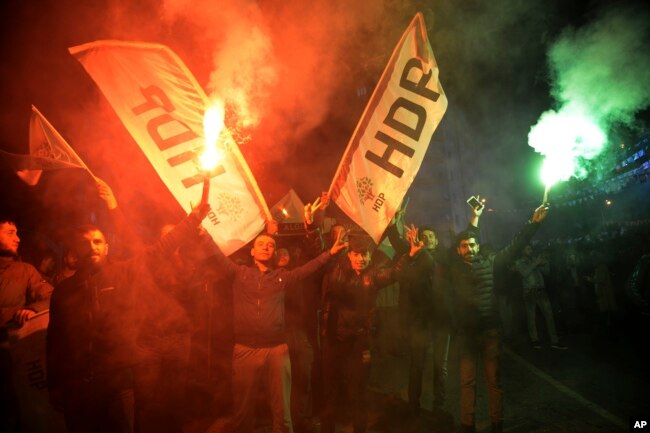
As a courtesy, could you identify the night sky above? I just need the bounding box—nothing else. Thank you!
[1,0,648,247]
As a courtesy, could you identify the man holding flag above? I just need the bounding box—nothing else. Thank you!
[46,182,212,433]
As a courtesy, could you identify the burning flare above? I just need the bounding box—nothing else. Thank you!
[199,103,226,171]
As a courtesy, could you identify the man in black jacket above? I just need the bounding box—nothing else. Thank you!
[449,203,548,433]
[320,233,419,433]
[387,215,452,421]
[46,191,210,433]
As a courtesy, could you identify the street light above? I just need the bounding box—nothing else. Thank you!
[602,199,613,224]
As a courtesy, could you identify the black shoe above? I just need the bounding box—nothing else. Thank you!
[551,343,568,350]
[491,421,503,433]
[531,340,542,349]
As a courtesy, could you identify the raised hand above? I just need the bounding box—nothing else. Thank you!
[532,204,549,223]
[328,227,349,255]
[304,196,322,225]
[95,177,117,210]
[405,224,424,257]
[190,178,211,220]
[266,219,279,236]
[472,195,484,217]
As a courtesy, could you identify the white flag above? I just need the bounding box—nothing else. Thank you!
[328,13,447,242]
[69,40,271,256]
[0,105,90,185]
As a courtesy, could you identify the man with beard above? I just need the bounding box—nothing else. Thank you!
[450,203,548,433]
[46,191,210,433]
[52,249,78,286]
[0,216,53,433]
[0,216,53,329]
[387,212,452,422]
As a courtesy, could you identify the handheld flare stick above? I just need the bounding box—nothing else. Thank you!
[201,175,211,206]
[542,184,551,206]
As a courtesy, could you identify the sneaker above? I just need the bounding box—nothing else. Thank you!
[551,343,568,350]
[531,341,542,349]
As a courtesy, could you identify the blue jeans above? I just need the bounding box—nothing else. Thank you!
[286,330,314,429]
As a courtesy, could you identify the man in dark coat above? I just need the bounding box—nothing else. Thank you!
[46,195,210,433]
[449,203,549,433]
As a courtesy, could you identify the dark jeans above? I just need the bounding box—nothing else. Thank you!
[286,329,314,430]
[321,337,370,433]
[133,360,187,433]
[407,323,450,411]
[458,329,502,427]
[62,369,134,433]
[0,345,18,433]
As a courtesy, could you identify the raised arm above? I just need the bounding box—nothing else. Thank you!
[495,204,548,268]
[96,177,146,253]
[469,195,484,229]
[385,205,409,256]
[284,227,348,284]
[303,195,327,255]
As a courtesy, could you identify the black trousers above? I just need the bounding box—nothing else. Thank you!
[62,369,134,433]
[320,337,370,433]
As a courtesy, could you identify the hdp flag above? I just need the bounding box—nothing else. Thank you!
[328,13,447,242]
[69,41,271,255]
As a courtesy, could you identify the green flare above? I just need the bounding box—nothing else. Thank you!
[528,107,606,187]
[528,6,649,188]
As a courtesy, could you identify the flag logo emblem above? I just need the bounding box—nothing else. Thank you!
[356,176,375,204]
[215,192,243,222]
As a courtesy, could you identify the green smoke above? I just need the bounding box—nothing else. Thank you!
[529,5,650,187]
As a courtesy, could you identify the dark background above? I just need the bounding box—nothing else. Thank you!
[0,0,648,249]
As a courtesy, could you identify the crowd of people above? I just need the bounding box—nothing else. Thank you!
[2,179,649,433]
